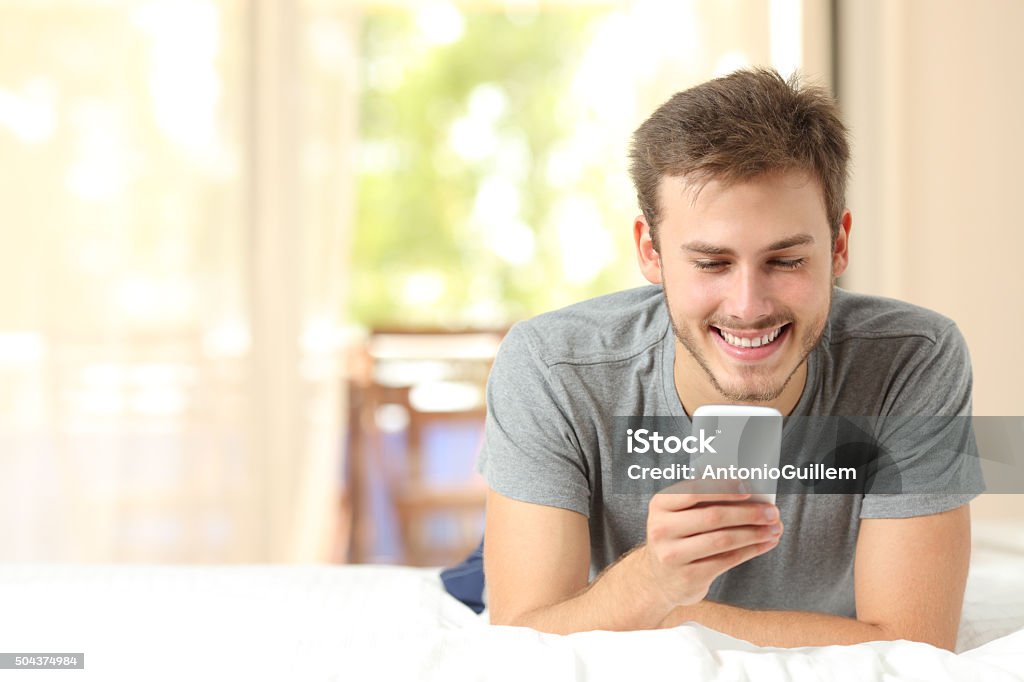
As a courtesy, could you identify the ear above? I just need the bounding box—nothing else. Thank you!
[832,209,851,278]
[634,214,663,285]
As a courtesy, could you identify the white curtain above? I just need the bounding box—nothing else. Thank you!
[0,0,356,563]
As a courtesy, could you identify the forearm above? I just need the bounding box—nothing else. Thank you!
[659,601,895,648]
[508,546,673,634]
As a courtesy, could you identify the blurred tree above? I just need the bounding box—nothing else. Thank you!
[351,6,638,328]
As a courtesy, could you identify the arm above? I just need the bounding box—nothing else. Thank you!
[658,503,971,650]
[484,489,666,632]
[485,487,781,633]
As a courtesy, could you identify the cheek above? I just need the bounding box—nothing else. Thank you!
[665,269,720,320]
[784,271,832,317]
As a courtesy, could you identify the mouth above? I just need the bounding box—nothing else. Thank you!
[709,323,791,360]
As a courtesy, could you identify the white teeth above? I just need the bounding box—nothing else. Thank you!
[719,326,784,349]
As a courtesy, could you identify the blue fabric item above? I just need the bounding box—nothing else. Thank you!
[440,539,485,614]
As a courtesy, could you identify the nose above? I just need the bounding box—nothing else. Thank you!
[721,264,773,324]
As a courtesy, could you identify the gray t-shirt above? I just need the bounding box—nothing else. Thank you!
[477,285,981,617]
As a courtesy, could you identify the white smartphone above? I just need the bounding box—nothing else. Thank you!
[691,405,783,505]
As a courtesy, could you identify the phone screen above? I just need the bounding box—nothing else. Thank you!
[691,406,782,504]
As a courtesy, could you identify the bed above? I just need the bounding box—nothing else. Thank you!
[2,520,1023,681]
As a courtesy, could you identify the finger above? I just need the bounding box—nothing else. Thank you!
[688,537,781,582]
[652,489,752,513]
[672,523,783,564]
[672,502,781,537]
[648,502,779,544]
[658,478,748,496]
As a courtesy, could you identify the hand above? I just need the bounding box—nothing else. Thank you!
[640,482,783,609]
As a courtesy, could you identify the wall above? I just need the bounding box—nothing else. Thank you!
[838,0,1024,518]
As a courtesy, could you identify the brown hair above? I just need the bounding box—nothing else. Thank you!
[629,68,849,248]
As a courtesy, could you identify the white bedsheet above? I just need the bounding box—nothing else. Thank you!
[959,521,1024,653]
[1,532,1023,681]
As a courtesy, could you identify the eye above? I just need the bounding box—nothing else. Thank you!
[693,260,728,272]
[771,258,806,270]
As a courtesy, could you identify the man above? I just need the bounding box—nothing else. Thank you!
[477,69,979,649]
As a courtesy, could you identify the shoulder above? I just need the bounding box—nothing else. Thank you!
[506,285,669,368]
[827,287,961,348]
[820,288,972,414]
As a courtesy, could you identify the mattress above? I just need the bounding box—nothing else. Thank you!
[0,522,1022,681]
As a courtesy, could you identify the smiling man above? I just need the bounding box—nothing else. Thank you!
[478,69,980,649]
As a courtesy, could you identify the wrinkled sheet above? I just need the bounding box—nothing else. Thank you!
[0,558,1022,682]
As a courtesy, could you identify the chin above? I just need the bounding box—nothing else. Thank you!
[707,354,798,402]
[712,378,788,403]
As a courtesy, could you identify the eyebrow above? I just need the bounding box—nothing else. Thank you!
[681,233,816,256]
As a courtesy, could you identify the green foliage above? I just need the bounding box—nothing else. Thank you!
[351,7,635,327]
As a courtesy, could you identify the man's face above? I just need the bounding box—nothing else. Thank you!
[637,169,849,406]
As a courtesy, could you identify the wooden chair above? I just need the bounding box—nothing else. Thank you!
[345,328,504,566]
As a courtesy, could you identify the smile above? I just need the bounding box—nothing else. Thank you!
[709,323,791,359]
[715,325,786,348]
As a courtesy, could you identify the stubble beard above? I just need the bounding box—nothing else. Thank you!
[665,285,833,404]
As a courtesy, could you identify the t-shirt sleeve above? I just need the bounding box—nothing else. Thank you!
[860,322,985,519]
[476,323,591,517]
